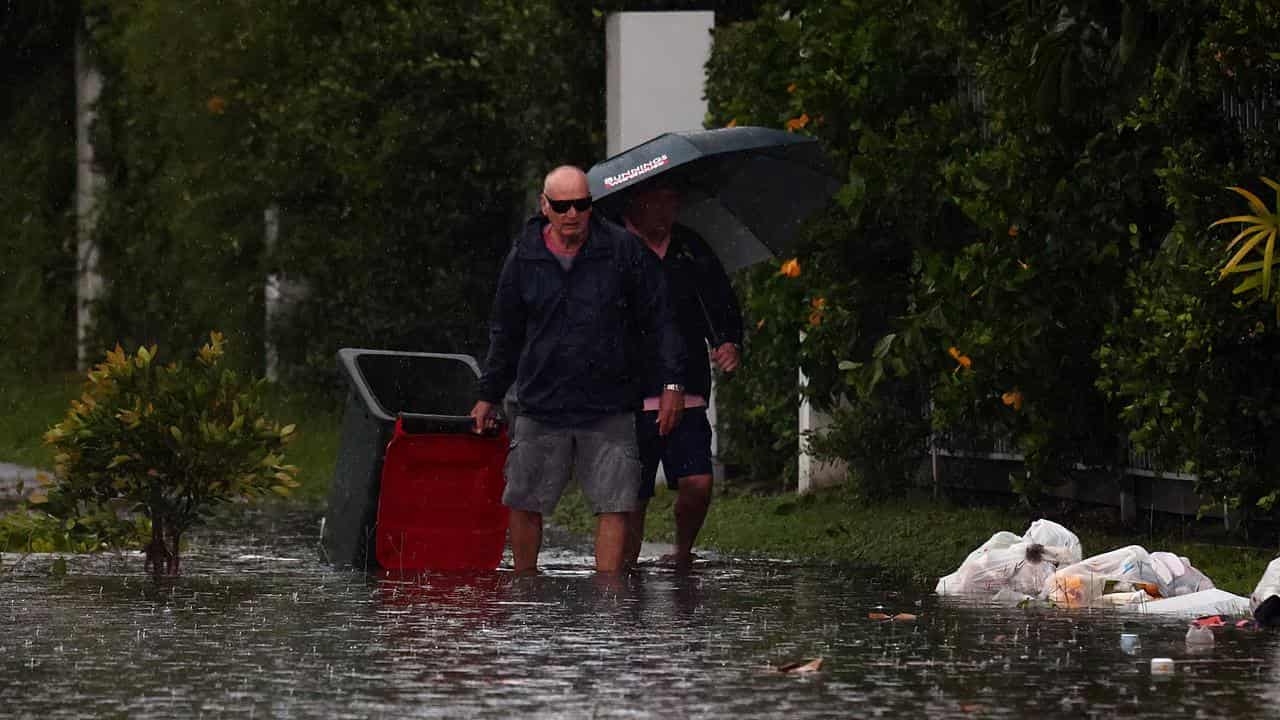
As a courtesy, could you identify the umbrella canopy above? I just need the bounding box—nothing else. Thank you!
[587,127,840,272]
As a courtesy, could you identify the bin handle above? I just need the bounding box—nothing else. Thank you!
[336,348,482,424]
[397,412,500,436]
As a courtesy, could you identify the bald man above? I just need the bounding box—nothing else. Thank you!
[472,166,686,574]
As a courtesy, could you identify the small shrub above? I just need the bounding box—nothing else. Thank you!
[40,332,299,576]
[0,503,144,555]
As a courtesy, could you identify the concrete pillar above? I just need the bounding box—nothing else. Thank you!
[605,11,715,156]
[75,29,105,371]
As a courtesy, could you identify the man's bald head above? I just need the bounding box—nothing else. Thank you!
[543,165,589,197]
[540,165,593,245]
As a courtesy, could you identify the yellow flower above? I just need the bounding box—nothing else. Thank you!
[779,258,801,278]
[726,118,738,128]
[787,83,798,94]
[206,95,227,115]
[785,113,810,132]
[1001,390,1024,411]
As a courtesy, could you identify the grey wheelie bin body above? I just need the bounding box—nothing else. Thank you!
[321,348,481,569]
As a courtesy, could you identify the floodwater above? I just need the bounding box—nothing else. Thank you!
[2,510,1278,719]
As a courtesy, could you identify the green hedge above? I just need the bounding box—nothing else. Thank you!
[706,2,1280,522]
[2,1,770,379]
[0,2,79,377]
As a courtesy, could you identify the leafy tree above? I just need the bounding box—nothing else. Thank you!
[41,333,298,576]
[706,1,1280,512]
[0,1,79,376]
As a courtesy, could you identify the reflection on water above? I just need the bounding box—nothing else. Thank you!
[1,509,1277,718]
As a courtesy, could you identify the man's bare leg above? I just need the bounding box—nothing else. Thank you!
[595,511,628,573]
[670,474,713,567]
[623,500,650,568]
[510,509,543,574]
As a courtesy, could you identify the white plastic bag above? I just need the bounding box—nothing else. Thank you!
[1022,519,1083,565]
[1151,551,1214,597]
[1043,545,1167,607]
[935,531,1019,595]
[1250,557,1280,624]
[936,534,1055,597]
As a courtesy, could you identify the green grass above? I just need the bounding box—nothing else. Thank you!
[7,374,1275,594]
[0,372,81,469]
[259,387,342,506]
[554,483,1277,596]
[0,371,342,506]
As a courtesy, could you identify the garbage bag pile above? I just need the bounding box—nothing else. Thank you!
[934,520,1082,598]
[936,520,1228,613]
[1044,546,1214,608]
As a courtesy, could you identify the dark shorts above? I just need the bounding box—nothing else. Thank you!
[637,407,714,499]
[502,413,641,515]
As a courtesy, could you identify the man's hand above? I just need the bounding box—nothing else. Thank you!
[709,342,740,373]
[657,388,685,436]
[470,400,498,434]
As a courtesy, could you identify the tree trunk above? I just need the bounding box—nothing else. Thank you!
[75,25,105,371]
[144,515,182,577]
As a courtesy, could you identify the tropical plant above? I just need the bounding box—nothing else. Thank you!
[1214,177,1280,319]
[40,332,299,576]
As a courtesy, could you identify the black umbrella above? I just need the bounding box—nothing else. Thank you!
[586,126,840,273]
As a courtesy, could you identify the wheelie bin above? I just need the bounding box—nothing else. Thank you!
[321,348,508,571]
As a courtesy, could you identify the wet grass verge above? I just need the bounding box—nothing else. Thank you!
[552,483,1276,596]
[0,372,80,470]
[0,372,341,506]
[7,374,1274,595]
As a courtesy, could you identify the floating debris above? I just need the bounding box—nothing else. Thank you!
[776,657,823,674]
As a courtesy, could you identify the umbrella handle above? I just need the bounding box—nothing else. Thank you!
[693,285,723,349]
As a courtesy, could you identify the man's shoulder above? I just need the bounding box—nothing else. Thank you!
[591,214,636,243]
[512,216,549,258]
[672,223,711,255]
[588,215,647,258]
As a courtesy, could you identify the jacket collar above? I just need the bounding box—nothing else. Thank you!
[514,215,616,261]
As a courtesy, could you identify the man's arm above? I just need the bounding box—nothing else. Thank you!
[627,238,687,435]
[473,248,524,432]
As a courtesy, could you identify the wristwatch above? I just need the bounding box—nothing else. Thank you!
[663,383,685,393]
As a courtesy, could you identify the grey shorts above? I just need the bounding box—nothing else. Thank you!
[502,413,641,515]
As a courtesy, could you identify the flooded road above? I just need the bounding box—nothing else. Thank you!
[2,509,1278,718]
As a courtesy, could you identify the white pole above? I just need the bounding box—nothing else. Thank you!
[75,27,105,371]
[797,331,847,494]
[707,374,725,484]
[263,204,281,381]
[798,351,814,494]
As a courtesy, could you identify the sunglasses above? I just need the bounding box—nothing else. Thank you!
[544,194,593,213]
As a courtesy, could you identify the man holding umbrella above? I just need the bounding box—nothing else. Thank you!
[470,166,686,575]
[621,179,744,571]
[588,126,840,570]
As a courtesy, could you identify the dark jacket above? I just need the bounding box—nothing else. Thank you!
[639,224,744,400]
[478,215,685,426]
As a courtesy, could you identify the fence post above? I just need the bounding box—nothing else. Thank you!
[1118,473,1137,526]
